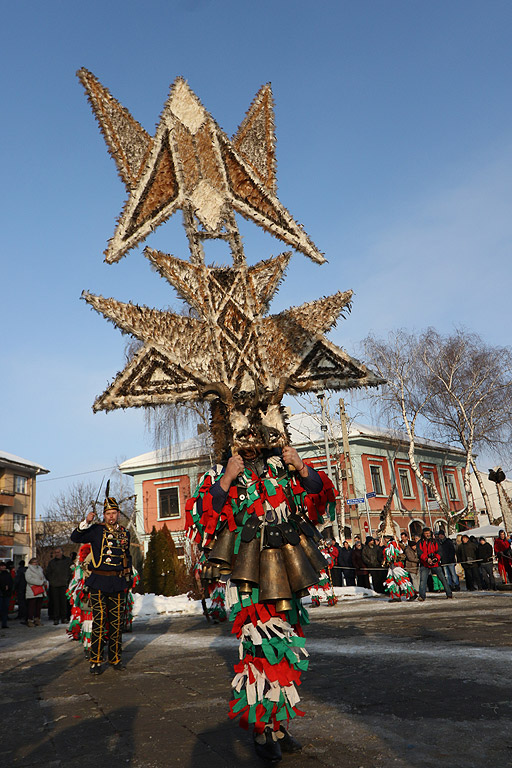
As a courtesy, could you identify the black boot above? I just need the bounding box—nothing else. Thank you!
[278,727,302,753]
[90,663,103,675]
[253,729,282,763]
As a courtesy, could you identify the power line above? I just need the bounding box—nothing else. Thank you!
[38,465,118,483]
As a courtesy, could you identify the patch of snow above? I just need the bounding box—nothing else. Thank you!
[132,585,378,621]
[333,586,378,599]
[132,592,204,619]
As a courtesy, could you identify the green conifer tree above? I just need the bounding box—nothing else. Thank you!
[142,526,159,593]
[157,524,183,596]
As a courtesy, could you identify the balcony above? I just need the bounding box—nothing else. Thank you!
[0,490,15,507]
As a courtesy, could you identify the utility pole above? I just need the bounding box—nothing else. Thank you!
[317,392,340,540]
[339,398,360,537]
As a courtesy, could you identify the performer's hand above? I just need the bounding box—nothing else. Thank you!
[221,454,245,490]
[282,446,307,476]
[86,510,96,525]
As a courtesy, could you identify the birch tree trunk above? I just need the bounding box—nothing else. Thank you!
[468,455,498,524]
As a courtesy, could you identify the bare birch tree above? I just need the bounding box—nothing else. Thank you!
[362,330,463,533]
[420,328,512,525]
[363,328,512,531]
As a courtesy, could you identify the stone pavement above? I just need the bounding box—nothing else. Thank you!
[1,592,512,768]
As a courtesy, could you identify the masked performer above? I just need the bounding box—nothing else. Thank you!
[383,537,416,602]
[71,489,132,674]
[76,70,381,760]
[67,544,94,655]
[186,435,334,762]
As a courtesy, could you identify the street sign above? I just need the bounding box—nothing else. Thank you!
[347,497,365,505]
[366,492,376,499]
[427,501,440,510]
[363,521,369,533]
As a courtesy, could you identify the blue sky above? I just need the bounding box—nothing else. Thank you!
[2,1,511,513]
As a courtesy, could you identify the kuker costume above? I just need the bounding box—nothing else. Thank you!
[78,69,381,758]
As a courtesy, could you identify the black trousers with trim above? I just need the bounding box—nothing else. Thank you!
[89,589,124,665]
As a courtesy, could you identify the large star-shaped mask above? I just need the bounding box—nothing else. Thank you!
[80,71,383,446]
[78,69,324,265]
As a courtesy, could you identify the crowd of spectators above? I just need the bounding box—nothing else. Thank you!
[1,528,511,625]
[0,548,73,628]
[326,527,511,598]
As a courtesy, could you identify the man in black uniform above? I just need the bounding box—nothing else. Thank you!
[71,491,131,674]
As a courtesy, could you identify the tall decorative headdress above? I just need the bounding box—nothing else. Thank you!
[78,69,382,456]
[103,480,119,513]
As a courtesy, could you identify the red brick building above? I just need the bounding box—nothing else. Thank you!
[120,414,469,552]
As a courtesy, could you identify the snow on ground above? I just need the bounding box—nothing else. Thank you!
[132,586,378,620]
[132,592,204,619]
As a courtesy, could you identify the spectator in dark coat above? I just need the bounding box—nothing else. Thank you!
[404,541,420,592]
[45,548,72,625]
[352,542,370,589]
[477,537,496,590]
[457,534,482,591]
[337,542,355,586]
[14,561,27,623]
[437,532,460,591]
[362,537,385,593]
[0,561,13,628]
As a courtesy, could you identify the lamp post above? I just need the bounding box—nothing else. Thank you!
[317,392,340,540]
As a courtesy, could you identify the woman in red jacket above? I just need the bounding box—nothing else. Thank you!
[494,530,512,584]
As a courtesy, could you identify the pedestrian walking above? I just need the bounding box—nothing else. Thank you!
[25,557,47,626]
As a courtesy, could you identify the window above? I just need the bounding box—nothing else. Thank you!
[15,476,27,494]
[13,514,26,533]
[422,471,435,500]
[398,468,413,498]
[158,487,180,519]
[369,465,384,495]
[444,474,457,501]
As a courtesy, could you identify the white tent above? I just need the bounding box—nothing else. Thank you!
[448,524,504,540]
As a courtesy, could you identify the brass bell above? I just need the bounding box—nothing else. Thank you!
[275,598,292,612]
[295,588,309,598]
[208,526,236,570]
[259,548,292,602]
[299,533,328,573]
[201,564,213,583]
[282,541,320,592]
[210,564,221,580]
[231,537,260,591]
